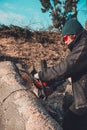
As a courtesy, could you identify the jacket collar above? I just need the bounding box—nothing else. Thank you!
[68,41,75,51]
[68,29,84,51]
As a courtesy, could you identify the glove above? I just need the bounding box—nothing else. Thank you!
[34,73,39,79]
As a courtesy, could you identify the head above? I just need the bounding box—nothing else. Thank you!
[62,18,83,45]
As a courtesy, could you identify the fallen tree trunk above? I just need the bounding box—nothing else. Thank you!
[0,61,62,130]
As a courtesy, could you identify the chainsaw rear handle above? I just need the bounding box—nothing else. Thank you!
[41,59,47,71]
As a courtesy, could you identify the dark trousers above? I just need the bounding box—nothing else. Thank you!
[62,110,87,130]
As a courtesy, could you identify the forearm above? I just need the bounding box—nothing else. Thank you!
[39,60,68,82]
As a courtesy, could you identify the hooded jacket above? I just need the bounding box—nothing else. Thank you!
[39,29,87,113]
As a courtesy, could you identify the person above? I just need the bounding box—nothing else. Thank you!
[34,18,87,130]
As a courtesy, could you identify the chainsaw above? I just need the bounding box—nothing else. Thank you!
[30,60,66,99]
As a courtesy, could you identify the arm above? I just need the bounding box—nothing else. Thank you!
[39,40,87,82]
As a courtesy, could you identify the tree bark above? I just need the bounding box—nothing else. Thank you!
[0,61,62,130]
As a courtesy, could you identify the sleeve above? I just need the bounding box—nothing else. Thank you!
[39,40,87,82]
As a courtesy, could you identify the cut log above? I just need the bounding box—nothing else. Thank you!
[0,61,62,130]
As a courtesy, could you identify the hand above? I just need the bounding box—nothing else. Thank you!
[34,73,39,79]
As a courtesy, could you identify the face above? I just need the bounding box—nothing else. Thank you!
[63,35,76,45]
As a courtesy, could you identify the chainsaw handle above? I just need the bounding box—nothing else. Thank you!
[41,60,47,71]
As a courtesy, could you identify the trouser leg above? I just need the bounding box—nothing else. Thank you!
[62,109,87,130]
[62,110,78,130]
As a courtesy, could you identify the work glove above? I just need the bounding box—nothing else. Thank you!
[34,73,39,80]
